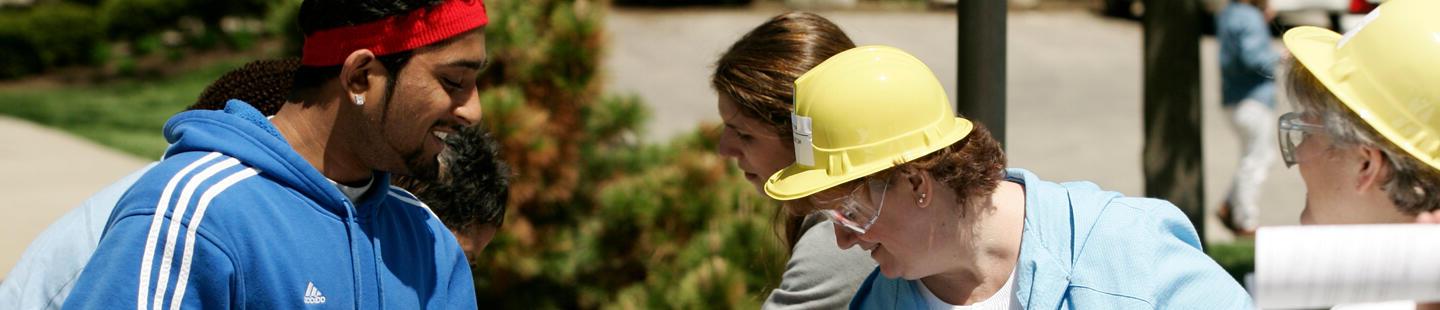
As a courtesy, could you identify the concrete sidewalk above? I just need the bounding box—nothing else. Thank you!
[0,116,148,279]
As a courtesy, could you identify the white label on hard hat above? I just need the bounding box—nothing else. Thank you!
[792,114,815,166]
[1338,7,1380,49]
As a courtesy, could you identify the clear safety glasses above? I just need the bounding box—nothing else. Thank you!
[810,174,892,235]
[1279,112,1326,168]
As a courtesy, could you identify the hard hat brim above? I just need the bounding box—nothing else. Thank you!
[1283,26,1349,110]
[763,117,973,201]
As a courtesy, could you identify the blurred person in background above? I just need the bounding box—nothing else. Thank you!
[711,11,875,309]
[1215,0,1282,237]
[766,45,1253,309]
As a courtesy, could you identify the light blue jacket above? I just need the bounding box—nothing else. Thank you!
[850,169,1253,309]
[0,163,155,310]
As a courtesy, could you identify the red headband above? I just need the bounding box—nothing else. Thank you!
[300,0,488,67]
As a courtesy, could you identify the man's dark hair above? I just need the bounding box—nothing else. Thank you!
[288,0,446,101]
[393,125,511,230]
[190,58,301,115]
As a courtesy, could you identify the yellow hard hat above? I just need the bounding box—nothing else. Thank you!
[764,45,972,201]
[1283,0,1440,171]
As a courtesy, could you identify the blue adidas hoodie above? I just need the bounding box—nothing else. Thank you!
[64,100,476,309]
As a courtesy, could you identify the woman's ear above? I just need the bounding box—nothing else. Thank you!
[905,168,934,209]
[1354,146,1391,192]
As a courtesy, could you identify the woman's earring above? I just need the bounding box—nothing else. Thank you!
[353,94,365,106]
[918,193,927,204]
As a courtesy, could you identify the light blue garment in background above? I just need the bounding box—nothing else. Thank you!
[850,168,1254,309]
[0,163,156,310]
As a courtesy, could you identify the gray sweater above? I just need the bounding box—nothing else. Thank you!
[762,215,877,309]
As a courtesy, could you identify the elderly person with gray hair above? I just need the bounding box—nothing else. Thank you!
[1255,0,1440,308]
[1277,0,1439,225]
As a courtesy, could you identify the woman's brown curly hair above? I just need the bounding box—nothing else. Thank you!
[898,122,1007,211]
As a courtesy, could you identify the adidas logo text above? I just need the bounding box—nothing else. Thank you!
[303,282,327,305]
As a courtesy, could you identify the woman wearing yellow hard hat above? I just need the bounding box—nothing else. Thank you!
[764,45,1254,308]
[711,12,877,309]
[1277,0,1440,225]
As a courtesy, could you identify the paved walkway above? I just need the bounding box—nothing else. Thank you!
[0,116,148,279]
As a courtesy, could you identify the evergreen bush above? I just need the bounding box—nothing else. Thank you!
[466,0,787,308]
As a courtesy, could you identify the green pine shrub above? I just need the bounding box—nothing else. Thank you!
[467,0,788,308]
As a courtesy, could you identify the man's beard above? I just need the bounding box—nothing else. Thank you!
[402,146,442,181]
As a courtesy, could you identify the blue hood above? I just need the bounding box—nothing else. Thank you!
[161,99,384,216]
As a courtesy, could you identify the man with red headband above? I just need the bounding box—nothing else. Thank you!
[62,0,487,308]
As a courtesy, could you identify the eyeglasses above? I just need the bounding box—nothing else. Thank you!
[1278,112,1326,168]
[809,173,892,235]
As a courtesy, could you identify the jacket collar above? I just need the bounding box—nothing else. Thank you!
[1008,168,1075,309]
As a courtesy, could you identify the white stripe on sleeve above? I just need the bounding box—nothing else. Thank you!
[137,152,221,310]
[151,158,239,310]
[168,168,257,310]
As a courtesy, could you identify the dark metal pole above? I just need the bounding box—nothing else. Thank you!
[957,0,1007,147]
[1142,0,1206,244]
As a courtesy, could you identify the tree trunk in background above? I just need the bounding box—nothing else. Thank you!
[1142,0,1206,244]
[957,0,1007,147]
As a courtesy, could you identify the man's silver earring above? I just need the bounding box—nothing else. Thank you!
[353,94,365,106]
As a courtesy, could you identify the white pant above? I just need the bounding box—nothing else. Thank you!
[1224,99,1277,230]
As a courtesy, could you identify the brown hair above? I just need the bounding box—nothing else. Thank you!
[1285,57,1440,214]
[712,11,856,251]
[190,58,301,115]
[894,123,1007,211]
[712,11,856,137]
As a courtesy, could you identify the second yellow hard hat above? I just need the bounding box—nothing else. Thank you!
[1283,0,1440,171]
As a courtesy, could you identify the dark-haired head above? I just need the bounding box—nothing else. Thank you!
[392,125,510,253]
[191,58,301,115]
[278,0,489,183]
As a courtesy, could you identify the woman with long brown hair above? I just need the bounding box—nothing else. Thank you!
[711,11,874,308]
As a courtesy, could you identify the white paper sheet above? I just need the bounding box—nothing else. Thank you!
[1256,225,1440,309]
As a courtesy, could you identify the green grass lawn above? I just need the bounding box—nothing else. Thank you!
[1208,239,1256,286]
[0,58,251,159]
